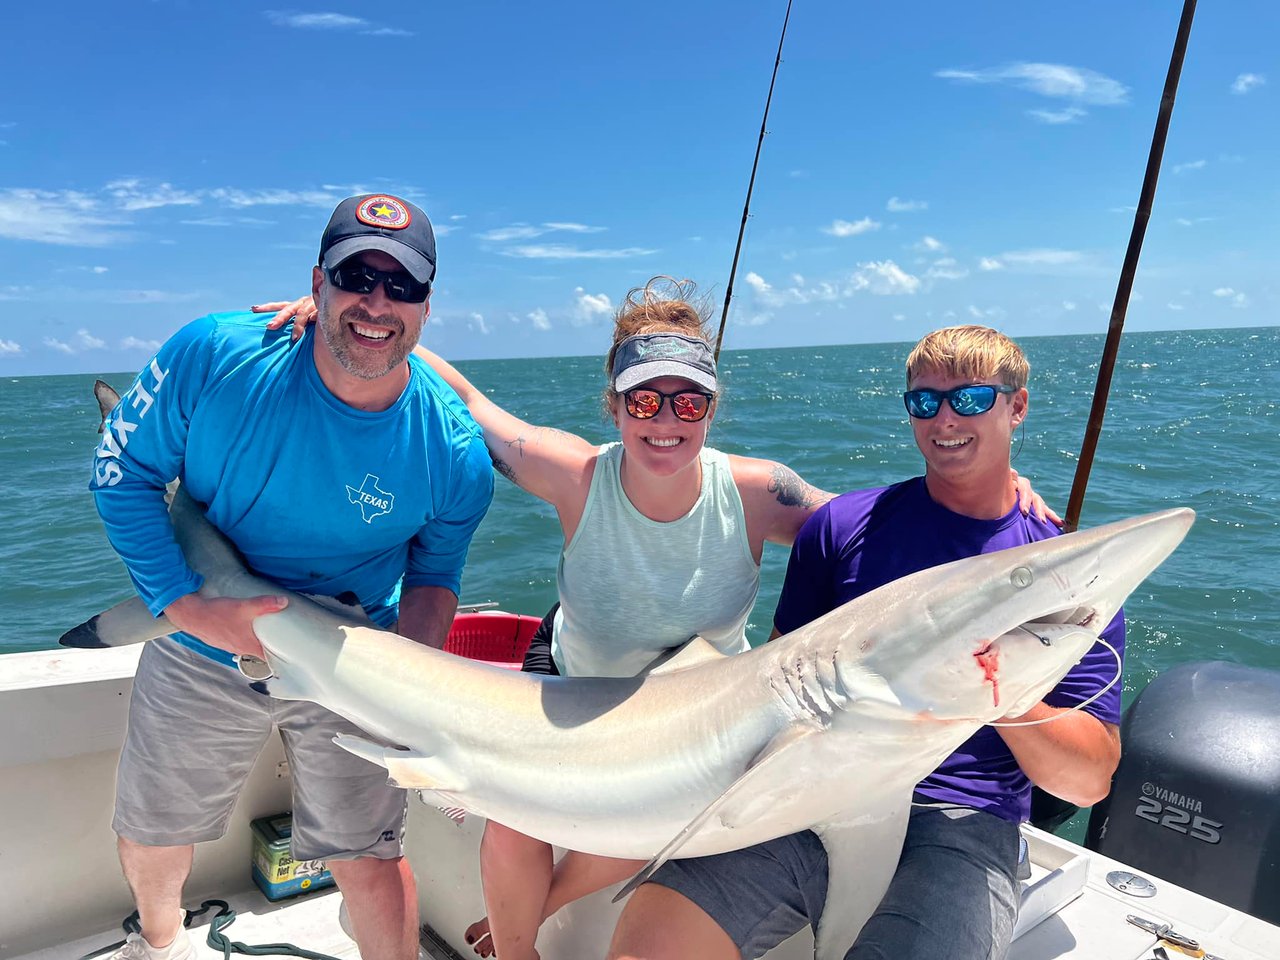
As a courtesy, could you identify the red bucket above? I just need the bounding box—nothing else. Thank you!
[443,612,541,664]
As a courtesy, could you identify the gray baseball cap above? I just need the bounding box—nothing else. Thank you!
[319,194,436,284]
[612,333,718,393]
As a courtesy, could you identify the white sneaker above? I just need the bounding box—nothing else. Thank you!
[338,898,354,940]
[110,927,196,960]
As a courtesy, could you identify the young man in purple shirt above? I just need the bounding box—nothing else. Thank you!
[608,326,1124,960]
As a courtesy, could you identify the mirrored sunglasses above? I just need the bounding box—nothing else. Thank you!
[327,262,431,303]
[624,388,714,422]
[903,383,1015,419]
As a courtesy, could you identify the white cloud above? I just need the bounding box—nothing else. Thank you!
[75,329,106,350]
[480,222,607,242]
[468,312,492,335]
[100,289,203,304]
[43,338,74,355]
[1172,159,1206,174]
[999,249,1083,266]
[937,63,1129,106]
[1231,73,1266,95]
[979,257,1004,271]
[265,11,412,35]
[1214,287,1250,308]
[106,179,200,211]
[92,266,108,274]
[744,261,921,306]
[887,197,927,212]
[0,188,128,246]
[1063,300,1077,311]
[917,236,944,252]
[823,217,881,237]
[209,187,341,208]
[449,214,467,221]
[852,260,920,295]
[1167,303,1184,311]
[527,308,552,331]
[926,257,968,281]
[0,339,21,356]
[571,288,612,325]
[500,244,656,260]
[120,336,162,351]
[480,224,543,241]
[1028,106,1087,124]
[543,222,605,234]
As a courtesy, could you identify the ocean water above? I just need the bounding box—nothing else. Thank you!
[1,327,1278,712]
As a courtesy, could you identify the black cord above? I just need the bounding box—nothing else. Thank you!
[78,899,345,960]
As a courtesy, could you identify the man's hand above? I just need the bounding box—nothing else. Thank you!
[164,592,288,660]
[252,298,317,342]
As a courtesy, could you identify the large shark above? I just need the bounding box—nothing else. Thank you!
[69,384,1193,960]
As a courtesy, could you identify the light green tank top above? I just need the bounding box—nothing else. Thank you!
[552,442,760,677]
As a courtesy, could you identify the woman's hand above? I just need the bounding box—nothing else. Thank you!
[1011,469,1062,526]
[252,297,317,341]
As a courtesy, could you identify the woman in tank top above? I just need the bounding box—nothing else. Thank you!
[259,277,1049,960]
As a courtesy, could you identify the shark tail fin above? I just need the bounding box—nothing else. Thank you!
[94,379,121,432]
[60,597,171,648]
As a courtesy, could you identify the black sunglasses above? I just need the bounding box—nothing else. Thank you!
[326,262,431,303]
[903,383,1015,419]
[624,388,714,422]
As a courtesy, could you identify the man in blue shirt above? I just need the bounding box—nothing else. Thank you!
[93,194,493,960]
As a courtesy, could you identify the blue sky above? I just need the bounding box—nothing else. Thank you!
[2,1,1275,376]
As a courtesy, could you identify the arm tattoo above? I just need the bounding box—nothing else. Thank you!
[505,436,528,459]
[492,456,518,483]
[531,425,576,445]
[768,464,824,509]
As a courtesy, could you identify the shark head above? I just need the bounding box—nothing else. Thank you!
[831,508,1194,724]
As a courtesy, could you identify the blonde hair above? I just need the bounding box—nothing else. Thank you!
[602,277,715,414]
[905,325,1029,390]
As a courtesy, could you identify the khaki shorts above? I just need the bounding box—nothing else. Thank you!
[113,637,406,861]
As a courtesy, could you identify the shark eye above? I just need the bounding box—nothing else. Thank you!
[1011,566,1033,589]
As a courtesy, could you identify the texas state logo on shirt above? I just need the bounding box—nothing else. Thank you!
[346,473,396,523]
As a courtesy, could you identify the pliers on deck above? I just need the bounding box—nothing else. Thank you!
[1127,915,1224,960]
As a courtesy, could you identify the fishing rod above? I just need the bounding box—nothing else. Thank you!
[1064,0,1198,533]
[714,0,794,362]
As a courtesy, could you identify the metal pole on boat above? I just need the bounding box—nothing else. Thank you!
[714,0,794,362]
[1064,0,1198,533]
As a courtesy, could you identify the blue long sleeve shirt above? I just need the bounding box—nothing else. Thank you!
[91,312,494,665]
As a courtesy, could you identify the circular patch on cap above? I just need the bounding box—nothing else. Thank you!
[356,195,411,230]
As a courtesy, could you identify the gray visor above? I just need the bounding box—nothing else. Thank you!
[612,334,718,393]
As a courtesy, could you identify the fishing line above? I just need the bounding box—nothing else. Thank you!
[985,631,1123,728]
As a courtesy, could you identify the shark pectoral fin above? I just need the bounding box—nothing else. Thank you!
[60,596,173,648]
[810,796,912,960]
[641,635,729,677]
[332,734,465,795]
[613,726,822,903]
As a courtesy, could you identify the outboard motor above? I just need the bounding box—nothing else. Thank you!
[1086,660,1280,924]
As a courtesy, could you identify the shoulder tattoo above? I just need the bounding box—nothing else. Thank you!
[767,464,828,509]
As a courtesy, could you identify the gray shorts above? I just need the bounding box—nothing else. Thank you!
[113,637,406,861]
[650,803,1021,960]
